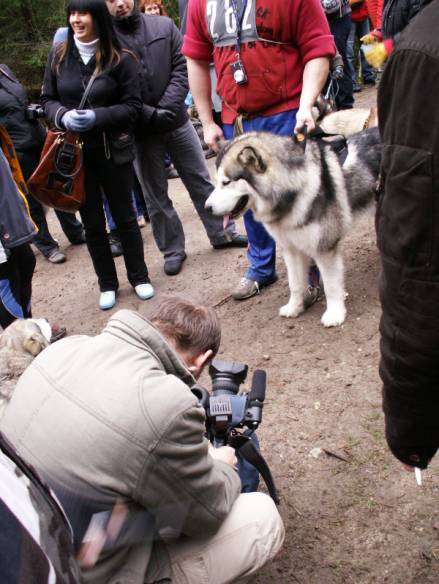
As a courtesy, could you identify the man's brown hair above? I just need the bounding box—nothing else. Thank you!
[148,296,221,357]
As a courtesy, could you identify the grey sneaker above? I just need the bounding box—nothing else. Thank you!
[46,250,66,264]
[232,277,260,300]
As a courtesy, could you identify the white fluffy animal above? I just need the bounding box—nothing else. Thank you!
[0,319,51,417]
[206,128,381,327]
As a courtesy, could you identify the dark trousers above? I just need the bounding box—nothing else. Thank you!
[329,13,354,109]
[18,148,84,256]
[0,243,36,329]
[80,148,149,292]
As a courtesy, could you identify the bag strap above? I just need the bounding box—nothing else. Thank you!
[78,68,98,110]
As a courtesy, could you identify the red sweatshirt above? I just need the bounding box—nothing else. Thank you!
[182,0,335,123]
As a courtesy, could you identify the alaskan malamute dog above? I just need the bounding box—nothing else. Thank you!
[206,128,381,327]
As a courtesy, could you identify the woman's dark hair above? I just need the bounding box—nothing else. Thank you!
[54,0,122,72]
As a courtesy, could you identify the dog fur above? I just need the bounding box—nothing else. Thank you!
[0,319,51,417]
[206,127,381,327]
[317,107,378,137]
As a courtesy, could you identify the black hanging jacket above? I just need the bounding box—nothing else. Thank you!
[377,0,439,468]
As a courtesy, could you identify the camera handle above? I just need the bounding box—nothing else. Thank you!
[228,432,280,505]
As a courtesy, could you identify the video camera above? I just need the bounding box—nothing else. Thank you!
[25,103,45,121]
[191,359,279,504]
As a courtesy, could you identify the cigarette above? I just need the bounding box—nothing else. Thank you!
[414,467,422,486]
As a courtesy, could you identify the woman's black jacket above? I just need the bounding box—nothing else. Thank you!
[113,11,189,133]
[41,46,142,148]
[0,65,45,154]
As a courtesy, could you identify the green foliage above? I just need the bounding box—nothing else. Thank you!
[0,0,66,94]
[0,0,181,95]
[163,0,180,23]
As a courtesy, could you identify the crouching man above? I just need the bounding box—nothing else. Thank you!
[1,297,284,583]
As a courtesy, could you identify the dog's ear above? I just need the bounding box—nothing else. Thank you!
[23,333,49,357]
[237,146,266,173]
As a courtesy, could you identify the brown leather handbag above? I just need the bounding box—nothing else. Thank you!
[27,71,98,213]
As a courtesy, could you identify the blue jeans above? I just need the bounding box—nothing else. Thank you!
[347,18,376,84]
[223,110,297,283]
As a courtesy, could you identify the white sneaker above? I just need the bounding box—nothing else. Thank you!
[99,291,116,310]
[134,283,154,300]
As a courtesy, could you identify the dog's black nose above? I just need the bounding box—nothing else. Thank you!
[205,202,213,214]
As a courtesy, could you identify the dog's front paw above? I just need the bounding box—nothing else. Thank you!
[321,304,346,327]
[279,302,304,318]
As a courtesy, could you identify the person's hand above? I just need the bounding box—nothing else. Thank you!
[208,444,238,469]
[150,108,176,131]
[295,106,315,134]
[362,42,389,68]
[203,121,224,152]
[62,109,96,132]
[360,30,382,44]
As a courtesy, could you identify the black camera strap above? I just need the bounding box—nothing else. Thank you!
[230,0,248,54]
[229,433,280,505]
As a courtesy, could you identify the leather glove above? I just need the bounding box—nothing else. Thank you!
[150,108,176,132]
[62,109,96,132]
[362,42,389,68]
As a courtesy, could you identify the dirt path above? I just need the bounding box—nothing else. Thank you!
[30,86,439,583]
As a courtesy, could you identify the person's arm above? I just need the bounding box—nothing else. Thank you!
[134,392,241,538]
[156,20,189,114]
[295,57,330,133]
[92,53,142,129]
[186,57,224,151]
[40,50,69,130]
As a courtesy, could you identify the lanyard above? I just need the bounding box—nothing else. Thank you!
[230,0,248,54]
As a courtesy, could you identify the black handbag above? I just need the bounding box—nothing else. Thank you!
[103,129,135,166]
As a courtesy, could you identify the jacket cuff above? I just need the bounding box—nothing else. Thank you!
[54,107,68,130]
[385,413,439,469]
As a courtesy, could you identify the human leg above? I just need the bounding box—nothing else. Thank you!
[0,244,36,328]
[80,151,119,293]
[27,194,64,259]
[55,210,85,244]
[96,155,150,290]
[356,18,376,83]
[164,493,284,584]
[134,136,186,263]
[329,14,354,109]
[346,21,358,87]
[167,121,245,248]
[222,121,276,290]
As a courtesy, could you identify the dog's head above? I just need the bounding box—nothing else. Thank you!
[0,318,51,357]
[205,133,309,221]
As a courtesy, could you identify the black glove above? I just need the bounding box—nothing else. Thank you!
[150,108,177,132]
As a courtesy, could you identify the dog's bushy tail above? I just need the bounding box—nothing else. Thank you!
[343,127,381,212]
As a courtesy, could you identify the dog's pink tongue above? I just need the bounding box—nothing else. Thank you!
[223,215,230,229]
